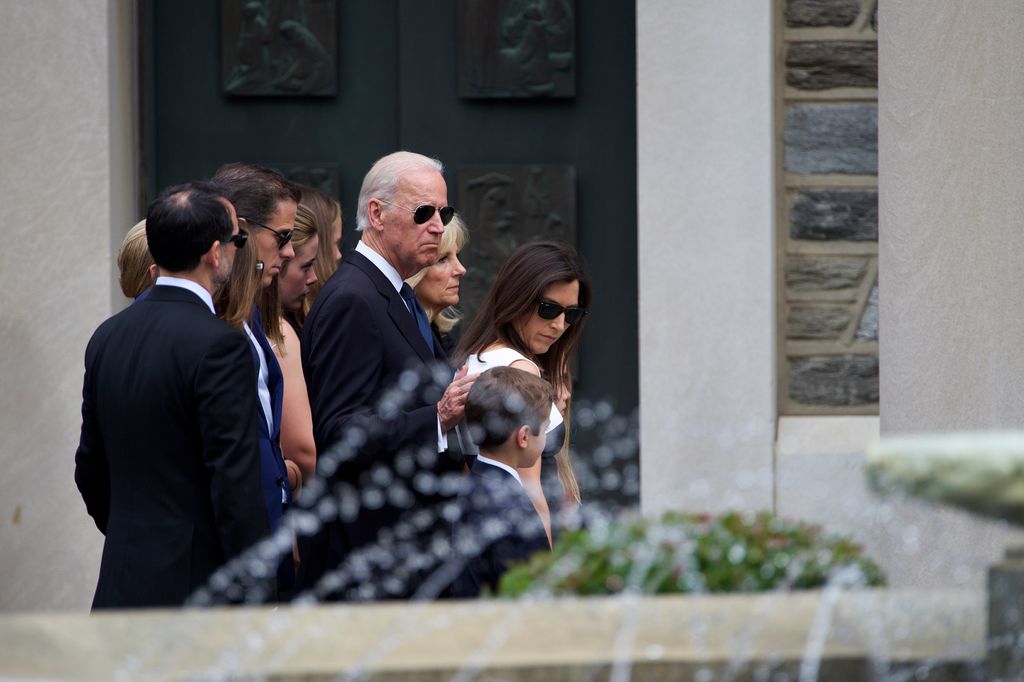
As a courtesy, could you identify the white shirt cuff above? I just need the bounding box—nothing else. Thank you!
[437,416,447,452]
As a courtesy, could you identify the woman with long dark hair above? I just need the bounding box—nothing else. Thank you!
[453,240,591,544]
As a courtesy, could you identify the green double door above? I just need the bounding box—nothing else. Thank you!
[142,0,638,504]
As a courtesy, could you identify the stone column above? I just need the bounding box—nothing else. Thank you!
[0,0,136,611]
[637,1,775,514]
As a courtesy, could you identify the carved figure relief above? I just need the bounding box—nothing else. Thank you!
[222,0,336,96]
[456,165,576,323]
[458,0,576,98]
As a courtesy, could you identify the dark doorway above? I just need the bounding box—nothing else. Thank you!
[141,0,638,505]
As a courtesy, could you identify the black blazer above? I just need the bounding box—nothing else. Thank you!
[299,250,465,597]
[75,284,270,609]
[451,459,550,598]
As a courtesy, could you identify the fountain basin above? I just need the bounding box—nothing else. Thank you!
[0,590,984,680]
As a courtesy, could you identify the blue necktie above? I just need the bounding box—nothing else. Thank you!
[400,283,434,353]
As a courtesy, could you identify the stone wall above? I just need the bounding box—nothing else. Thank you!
[779,0,879,415]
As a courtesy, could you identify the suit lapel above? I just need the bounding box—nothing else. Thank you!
[347,251,435,364]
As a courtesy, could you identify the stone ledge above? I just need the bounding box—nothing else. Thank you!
[0,590,984,680]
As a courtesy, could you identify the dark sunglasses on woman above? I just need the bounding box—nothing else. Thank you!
[537,300,588,325]
[226,230,248,248]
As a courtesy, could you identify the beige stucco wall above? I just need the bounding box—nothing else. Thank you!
[0,0,135,611]
[879,2,1024,433]
[873,1,1024,582]
[637,0,776,514]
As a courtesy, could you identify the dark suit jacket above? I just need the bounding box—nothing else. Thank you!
[75,284,270,609]
[300,249,464,598]
[451,459,550,598]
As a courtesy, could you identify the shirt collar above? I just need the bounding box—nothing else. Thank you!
[155,276,216,314]
[355,240,404,294]
[475,455,523,486]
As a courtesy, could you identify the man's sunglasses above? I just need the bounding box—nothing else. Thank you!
[537,300,588,325]
[377,198,455,226]
[226,230,248,249]
[239,216,294,249]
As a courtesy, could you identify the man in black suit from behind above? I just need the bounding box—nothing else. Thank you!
[75,182,272,609]
[300,151,478,600]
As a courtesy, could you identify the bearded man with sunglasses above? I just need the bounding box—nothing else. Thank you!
[75,182,271,609]
[299,151,478,600]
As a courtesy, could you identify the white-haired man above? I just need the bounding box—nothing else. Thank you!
[300,151,477,600]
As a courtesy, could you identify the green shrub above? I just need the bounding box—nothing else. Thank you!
[497,511,885,597]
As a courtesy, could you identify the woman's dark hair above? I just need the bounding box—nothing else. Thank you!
[454,241,591,393]
[454,240,591,504]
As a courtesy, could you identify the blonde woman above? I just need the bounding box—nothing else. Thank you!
[116,220,156,299]
[292,186,342,328]
[405,213,468,356]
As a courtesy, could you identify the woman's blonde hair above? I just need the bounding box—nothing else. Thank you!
[293,186,342,327]
[266,190,324,338]
[405,213,468,334]
[116,220,154,299]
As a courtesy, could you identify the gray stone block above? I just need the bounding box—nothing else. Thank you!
[787,305,852,339]
[789,355,879,406]
[785,104,878,175]
[855,284,879,341]
[786,256,868,290]
[988,548,1024,679]
[785,0,861,27]
[787,42,878,90]
[790,189,878,241]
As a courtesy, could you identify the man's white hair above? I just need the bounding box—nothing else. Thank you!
[356,151,445,232]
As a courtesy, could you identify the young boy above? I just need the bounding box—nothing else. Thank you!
[451,366,554,598]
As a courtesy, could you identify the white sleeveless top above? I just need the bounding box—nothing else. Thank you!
[465,347,563,432]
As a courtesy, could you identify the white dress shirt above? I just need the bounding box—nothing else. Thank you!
[242,321,274,436]
[154,276,216,314]
[475,455,523,487]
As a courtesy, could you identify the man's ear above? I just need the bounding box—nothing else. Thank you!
[147,263,158,282]
[516,424,532,449]
[202,240,222,270]
[367,199,386,232]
